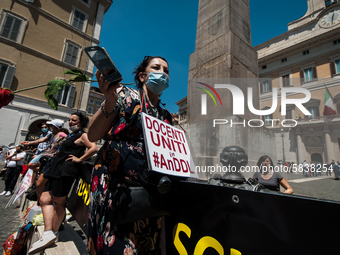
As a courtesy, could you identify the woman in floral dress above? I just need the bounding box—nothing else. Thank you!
[87,56,172,254]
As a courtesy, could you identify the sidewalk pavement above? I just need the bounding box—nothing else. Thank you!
[0,161,87,253]
[0,169,24,249]
[286,172,340,202]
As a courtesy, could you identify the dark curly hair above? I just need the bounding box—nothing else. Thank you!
[70,112,89,128]
[132,56,168,89]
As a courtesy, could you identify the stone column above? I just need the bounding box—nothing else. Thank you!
[188,0,259,123]
[295,128,305,164]
[186,0,277,178]
[324,125,335,163]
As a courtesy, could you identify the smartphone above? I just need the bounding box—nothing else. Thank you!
[84,46,123,85]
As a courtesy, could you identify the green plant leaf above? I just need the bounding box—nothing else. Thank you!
[46,95,59,110]
[44,79,67,110]
[63,69,83,75]
[45,79,66,98]
[68,74,89,82]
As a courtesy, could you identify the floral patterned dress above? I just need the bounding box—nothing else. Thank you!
[87,86,172,255]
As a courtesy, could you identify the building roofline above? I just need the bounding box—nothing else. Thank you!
[176,96,187,105]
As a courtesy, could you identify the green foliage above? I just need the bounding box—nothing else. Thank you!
[69,74,89,82]
[46,94,59,110]
[63,69,89,82]
[63,69,84,75]
[44,79,67,110]
[43,69,131,110]
[43,70,90,110]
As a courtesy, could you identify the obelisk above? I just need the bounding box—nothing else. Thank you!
[187,0,276,178]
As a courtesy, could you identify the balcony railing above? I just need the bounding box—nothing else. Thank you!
[295,114,340,123]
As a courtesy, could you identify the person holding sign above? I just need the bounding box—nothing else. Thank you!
[87,56,173,254]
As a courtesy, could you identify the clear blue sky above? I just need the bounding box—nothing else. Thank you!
[96,0,308,113]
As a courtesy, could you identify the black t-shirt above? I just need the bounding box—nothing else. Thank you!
[47,130,85,179]
[253,171,283,191]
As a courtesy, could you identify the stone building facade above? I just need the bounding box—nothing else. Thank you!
[0,0,112,146]
[254,0,340,165]
[175,0,340,170]
[86,86,105,116]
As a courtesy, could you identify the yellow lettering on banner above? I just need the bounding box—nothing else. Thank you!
[173,223,242,255]
[84,183,90,206]
[230,248,242,255]
[83,182,89,205]
[76,179,91,206]
[194,236,224,255]
[173,223,191,255]
[77,179,84,196]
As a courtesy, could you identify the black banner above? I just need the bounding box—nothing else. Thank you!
[67,177,90,235]
[67,163,92,235]
[66,171,340,254]
[164,181,340,255]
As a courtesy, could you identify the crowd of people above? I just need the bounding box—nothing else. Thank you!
[0,112,99,254]
[300,159,339,179]
[0,55,338,254]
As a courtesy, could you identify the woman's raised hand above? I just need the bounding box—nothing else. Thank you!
[95,70,122,112]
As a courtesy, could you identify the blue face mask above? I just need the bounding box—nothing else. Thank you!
[145,72,169,94]
[41,128,48,133]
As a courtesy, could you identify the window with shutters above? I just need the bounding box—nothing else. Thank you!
[0,10,28,43]
[62,40,81,67]
[303,99,320,118]
[0,61,16,89]
[70,7,88,32]
[304,68,313,82]
[330,59,340,76]
[260,80,272,93]
[281,74,291,87]
[308,106,319,118]
[87,106,93,114]
[300,66,317,83]
[286,109,293,119]
[334,93,340,113]
[262,114,273,125]
[55,83,76,108]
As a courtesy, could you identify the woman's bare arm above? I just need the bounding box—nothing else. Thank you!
[66,133,98,163]
[88,70,122,142]
[280,178,294,194]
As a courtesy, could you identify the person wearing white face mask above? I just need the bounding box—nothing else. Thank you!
[86,56,173,254]
[23,121,62,191]
[28,112,98,254]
